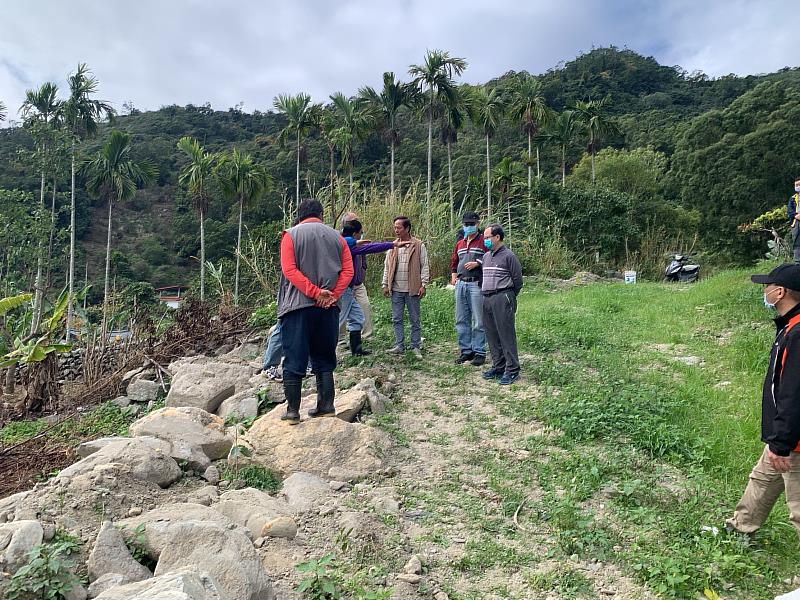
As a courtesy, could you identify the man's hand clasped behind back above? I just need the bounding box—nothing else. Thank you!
[315,289,337,309]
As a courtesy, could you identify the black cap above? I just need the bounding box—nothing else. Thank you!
[462,211,480,224]
[751,263,800,290]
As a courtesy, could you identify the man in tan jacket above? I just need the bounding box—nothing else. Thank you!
[381,216,429,359]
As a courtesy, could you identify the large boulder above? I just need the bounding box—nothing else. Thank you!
[116,503,234,558]
[88,573,133,598]
[244,415,387,479]
[57,437,181,488]
[87,521,152,583]
[129,407,235,470]
[166,361,254,412]
[280,472,330,513]
[155,521,275,600]
[93,568,226,599]
[213,488,295,539]
[0,520,43,573]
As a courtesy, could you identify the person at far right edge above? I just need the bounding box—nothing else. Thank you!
[726,263,800,538]
[480,223,523,385]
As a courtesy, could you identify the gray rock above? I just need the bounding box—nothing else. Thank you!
[403,555,422,574]
[88,573,132,598]
[93,568,225,599]
[60,437,180,488]
[354,378,389,415]
[155,521,275,600]
[117,503,234,558]
[166,361,254,412]
[280,472,330,513]
[202,465,220,485]
[62,583,88,600]
[129,407,236,470]
[127,380,161,404]
[87,521,152,583]
[216,392,258,421]
[112,396,131,408]
[187,486,219,507]
[214,488,293,539]
[0,520,43,573]
[244,416,387,479]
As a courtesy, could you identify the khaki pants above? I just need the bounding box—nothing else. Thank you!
[726,446,800,536]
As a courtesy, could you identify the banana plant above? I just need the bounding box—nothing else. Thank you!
[0,293,33,395]
[0,289,75,412]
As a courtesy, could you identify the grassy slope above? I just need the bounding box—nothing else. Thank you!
[510,269,796,598]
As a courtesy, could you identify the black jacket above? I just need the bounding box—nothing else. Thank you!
[762,302,800,455]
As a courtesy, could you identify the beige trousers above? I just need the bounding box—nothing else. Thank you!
[338,284,373,340]
[726,446,800,536]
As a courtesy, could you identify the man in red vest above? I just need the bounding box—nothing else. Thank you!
[727,263,800,537]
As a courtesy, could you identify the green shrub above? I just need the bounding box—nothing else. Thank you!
[6,536,83,600]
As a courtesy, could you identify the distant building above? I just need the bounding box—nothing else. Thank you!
[156,285,188,309]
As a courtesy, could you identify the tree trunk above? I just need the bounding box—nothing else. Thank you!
[447,141,454,229]
[234,195,243,305]
[349,167,353,201]
[426,95,433,206]
[390,139,396,201]
[329,145,336,225]
[485,135,492,217]
[561,145,566,188]
[102,198,113,336]
[536,146,541,180]
[45,175,57,290]
[4,365,15,395]
[199,206,205,302]
[590,132,596,184]
[296,130,301,205]
[31,170,46,335]
[507,197,512,239]
[67,148,76,342]
[527,132,532,223]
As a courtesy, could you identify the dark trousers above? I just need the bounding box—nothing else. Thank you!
[281,306,340,378]
[483,290,520,375]
[793,223,800,263]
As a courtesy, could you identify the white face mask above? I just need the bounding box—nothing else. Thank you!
[795,185,800,193]
[764,288,781,310]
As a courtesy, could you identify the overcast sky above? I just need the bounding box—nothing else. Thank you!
[1,0,798,123]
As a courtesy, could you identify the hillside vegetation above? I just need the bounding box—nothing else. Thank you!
[1,47,799,307]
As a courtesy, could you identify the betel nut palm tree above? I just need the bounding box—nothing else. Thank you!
[358,72,418,200]
[20,82,63,334]
[409,50,467,206]
[62,64,114,340]
[273,93,320,209]
[215,148,271,305]
[466,85,507,216]
[81,130,157,332]
[540,110,582,187]
[329,92,372,201]
[574,96,620,183]
[177,137,216,301]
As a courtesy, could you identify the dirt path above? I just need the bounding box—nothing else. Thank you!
[282,346,656,600]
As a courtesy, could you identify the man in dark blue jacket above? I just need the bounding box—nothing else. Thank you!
[726,263,800,538]
[787,177,800,262]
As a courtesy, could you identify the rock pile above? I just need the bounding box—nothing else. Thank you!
[0,340,398,599]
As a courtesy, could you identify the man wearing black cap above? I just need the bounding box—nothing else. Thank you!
[726,263,800,538]
[450,211,487,365]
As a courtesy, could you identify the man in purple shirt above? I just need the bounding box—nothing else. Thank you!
[340,219,407,355]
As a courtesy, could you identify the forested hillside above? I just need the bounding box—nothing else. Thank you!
[1,47,799,300]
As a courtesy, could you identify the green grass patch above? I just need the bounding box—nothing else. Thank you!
[222,465,281,493]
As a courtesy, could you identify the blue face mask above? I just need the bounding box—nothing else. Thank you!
[764,289,780,310]
[463,225,477,236]
[484,238,493,250]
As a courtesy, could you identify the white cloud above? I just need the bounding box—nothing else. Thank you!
[0,0,797,126]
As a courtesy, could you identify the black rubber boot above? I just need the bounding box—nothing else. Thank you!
[349,330,371,356]
[309,371,336,418]
[280,374,302,424]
